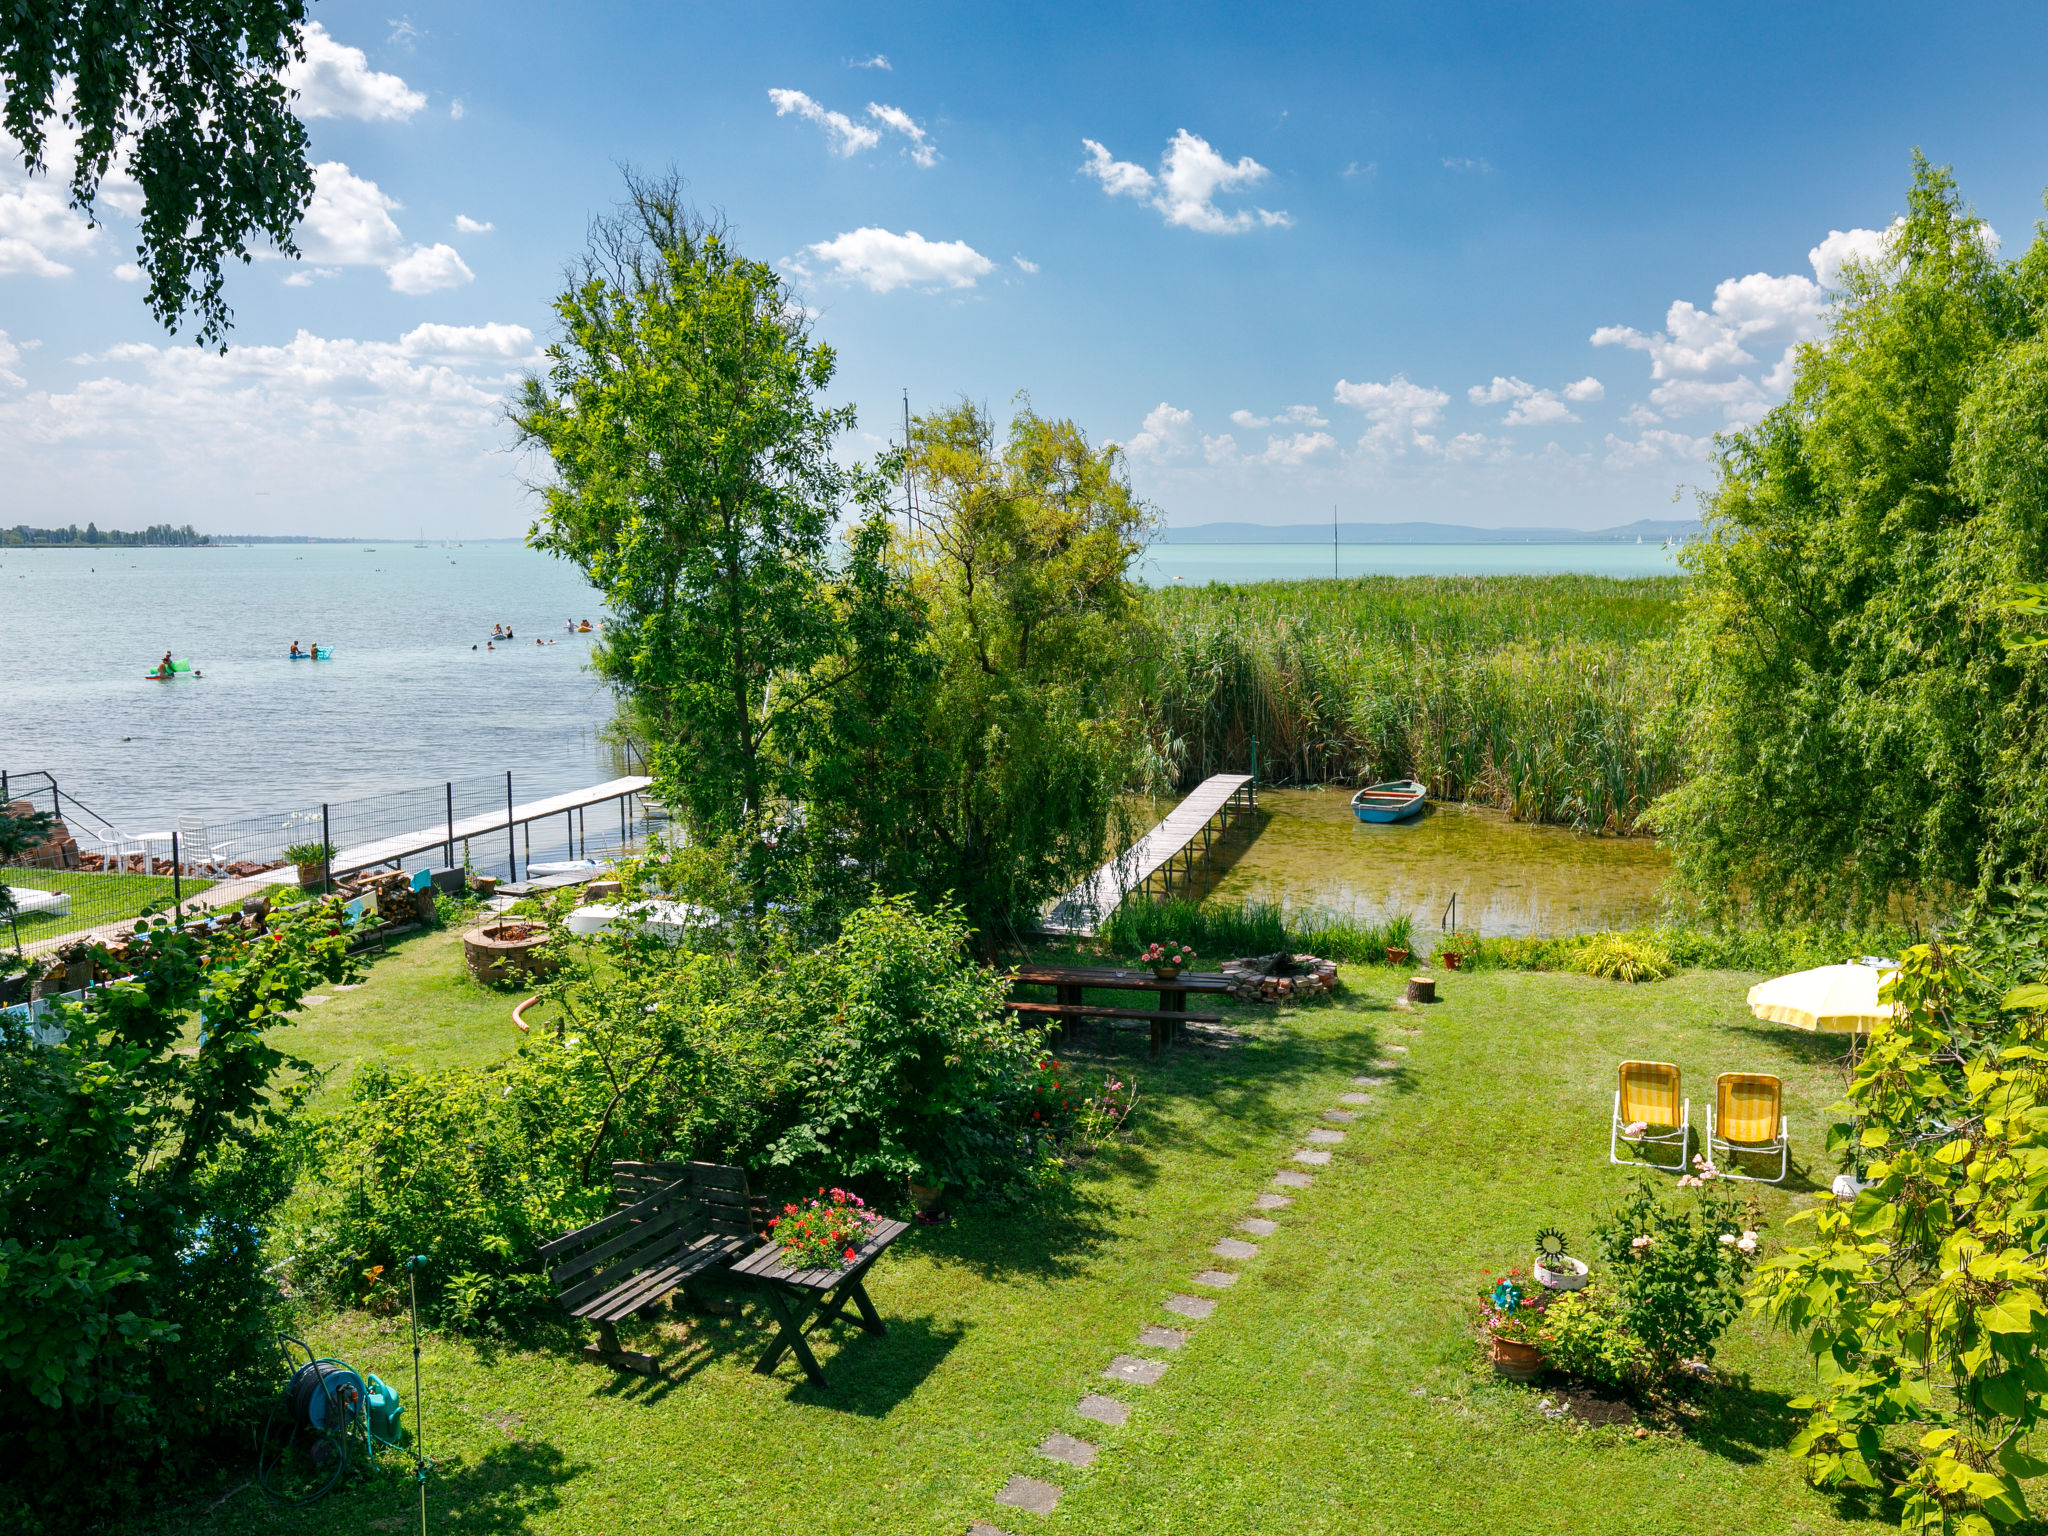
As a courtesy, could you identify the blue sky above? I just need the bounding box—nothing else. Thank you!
[4,1,2047,537]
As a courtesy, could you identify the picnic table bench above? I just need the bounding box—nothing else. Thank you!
[725,1217,912,1388]
[1006,963,1231,1051]
[540,1160,766,1375]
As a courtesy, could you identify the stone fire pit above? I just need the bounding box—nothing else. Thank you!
[1219,952,1339,1003]
[464,920,555,985]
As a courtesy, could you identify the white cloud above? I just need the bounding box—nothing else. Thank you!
[865,102,937,167]
[1012,254,1039,274]
[1593,270,1827,380]
[1467,375,1534,406]
[1467,374,1582,426]
[849,54,892,70]
[0,164,98,276]
[1125,402,1194,459]
[111,262,143,283]
[449,98,465,121]
[1442,156,1492,173]
[1414,430,1512,463]
[285,23,426,121]
[298,161,405,264]
[1561,376,1604,402]
[400,321,534,357]
[1081,130,1290,234]
[454,215,493,235]
[1503,393,1577,427]
[1648,375,1771,423]
[1622,403,1661,427]
[1808,223,1895,289]
[1202,433,1239,465]
[0,330,23,388]
[1341,160,1376,180]
[803,227,992,292]
[769,88,881,156]
[1603,429,1713,469]
[1260,430,1337,466]
[1231,404,1328,429]
[385,242,473,295]
[281,265,338,287]
[1333,375,1450,454]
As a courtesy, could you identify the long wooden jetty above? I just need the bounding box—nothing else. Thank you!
[1042,773,1256,937]
[315,774,653,879]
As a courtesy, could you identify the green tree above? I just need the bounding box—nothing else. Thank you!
[512,172,898,907]
[1656,156,2048,917]
[1,1,316,348]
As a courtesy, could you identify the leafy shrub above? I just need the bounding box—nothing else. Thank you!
[1540,1289,1654,1388]
[1573,933,1675,984]
[1593,1174,1760,1373]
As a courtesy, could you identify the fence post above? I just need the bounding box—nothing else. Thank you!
[445,781,454,869]
[505,772,516,883]
[171,832,182,917]
[321,803,332,895]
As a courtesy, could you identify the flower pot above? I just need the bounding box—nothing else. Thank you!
[1533,1256,1589,1291]
[1440,951,1464,971]
[907,1179,945,1212]
[1490,1335,1543,1381]
[1385,946,1410,966]
[296,860,328,890]
[1152,965,1183,981]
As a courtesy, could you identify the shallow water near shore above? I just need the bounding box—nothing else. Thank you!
[1191,787,1671,937]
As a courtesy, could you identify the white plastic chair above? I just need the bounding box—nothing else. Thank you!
[175,815,236,877]
[88,828,145,874]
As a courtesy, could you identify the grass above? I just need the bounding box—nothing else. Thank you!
[125,932,1883,1536]
[3,867,213,945]
[1142,573,1683,833]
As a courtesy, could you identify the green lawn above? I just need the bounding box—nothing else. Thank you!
[137,942,1878,1535]
[4,867,213,944]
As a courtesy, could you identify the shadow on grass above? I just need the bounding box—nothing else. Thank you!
[1681,1371,1807,1464]
[426,1438,585,1533]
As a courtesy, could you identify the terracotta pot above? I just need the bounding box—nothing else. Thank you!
[1385,946,1410,966]
[296,860,328,890]
[1440,951,1464,971]
[1152,965,1183,981]
[1490,1335,1543,1381]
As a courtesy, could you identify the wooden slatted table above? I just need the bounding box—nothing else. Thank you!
[1008,963,1232,1050]
[726,1218,910,1387]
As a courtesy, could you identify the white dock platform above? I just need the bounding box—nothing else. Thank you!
[1042,773,1256,936]
[303,774,653,880]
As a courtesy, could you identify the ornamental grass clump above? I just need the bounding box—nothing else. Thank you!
[1573,933,1675,984]
[770,1188,879,1272]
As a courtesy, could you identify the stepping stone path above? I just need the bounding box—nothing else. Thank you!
[1306,1128,1345,1145]
[1238,1217,1278,1236]
[1292,1149,1332,1166]
[1163,1293,1216,1319]
[1273,1170,1314,1188]
[1352,1074,1385,1086]
[1339,1093,1373,1106]
[1076,1393,1130,1425]
[1038,1433,1097,1468]
[1253,1192,1294,1209]
[1192,1268,1238,1289]
[1322,1109,1357,1123]
[1212,1238,1258,1260]
[1138,1325,1189,1350]
[970,1525,1017,1536]
[1104,1354,1168,1385]
[303,995,331,1006]
[996,1477,1062,1516]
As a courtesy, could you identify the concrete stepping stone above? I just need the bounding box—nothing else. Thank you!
[1272,1170,1313,1189]
[1163,1293,1215,1320]
[1372,1059,1400,1069]
[1391,1045,1410,1053]
[1339,1093,1373,1106]
[1352,1074,1385,1086]
[1291,1149,1332,1165]
[996,1476,1061,1515]
[1212,1237,1258,1260]
[1253,1191,1294,1209]
[969,1524,1018,1536]
[303,995,331,1006]
[1138,1325,1188,1350]
[1192,1269,1238,1289]
[1238,1216,1278,1236]
[1104,1354,1168,1385]
[1076,1393,1129,1426]
[1038,1432,1097,1468]
[1322,1109,1358,1123]
[1306,1128,1345,1144]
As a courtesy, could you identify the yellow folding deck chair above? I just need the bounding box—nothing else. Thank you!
[1707,1072,1788,1183]
[1609,1060,1689,1171]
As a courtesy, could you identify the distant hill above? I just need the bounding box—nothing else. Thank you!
[1159,518,1704,545]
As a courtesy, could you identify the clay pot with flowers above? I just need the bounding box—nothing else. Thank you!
[1138,941,1196,980]
[1479,1269,1550,1380]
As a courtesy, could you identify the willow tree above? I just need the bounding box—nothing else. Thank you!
[513,172,895,895]
[1656,157,2048,918]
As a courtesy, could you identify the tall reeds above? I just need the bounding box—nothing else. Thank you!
[1142,574,1684,834]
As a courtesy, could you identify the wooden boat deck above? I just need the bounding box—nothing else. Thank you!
[1042,773,1256,936]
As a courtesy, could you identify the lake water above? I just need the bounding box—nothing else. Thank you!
[1138,541,1682,586]
[1193,787,1671,937]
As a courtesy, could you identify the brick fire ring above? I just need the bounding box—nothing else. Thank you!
[464,920,555,985]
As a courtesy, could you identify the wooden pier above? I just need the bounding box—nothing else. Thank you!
[317,774,653,879]
[1042,773,1257,936]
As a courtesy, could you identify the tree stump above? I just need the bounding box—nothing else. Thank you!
[1406,975,1437,1004]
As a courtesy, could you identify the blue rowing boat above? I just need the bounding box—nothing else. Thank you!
[1350,779,1426,823]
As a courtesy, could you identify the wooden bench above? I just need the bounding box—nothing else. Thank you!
[539,1160,765,1375]
[1002,998,1223,1052]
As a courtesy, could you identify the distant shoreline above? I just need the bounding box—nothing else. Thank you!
[1159,517,1701,545]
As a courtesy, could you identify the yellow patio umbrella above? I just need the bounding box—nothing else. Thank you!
[1746,963,1895,1034]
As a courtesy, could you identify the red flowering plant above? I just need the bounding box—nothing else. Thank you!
[1025,1055,1082,1134]
[1478,1267,1554,1345]
[769,1187,879,1272]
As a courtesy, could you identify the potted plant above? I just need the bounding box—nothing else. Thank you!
[284,839,335,890]
[768,1188,880,1273]
[1532,1227,1589,1291]
[1138,941,1196,980]
[1436,931,1475,970]
[1480,1270,1549,1380]
[1384,913,1415,966]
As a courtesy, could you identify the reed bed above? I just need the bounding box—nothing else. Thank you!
[1141,574,1685,834]
[1099,896,1415,966]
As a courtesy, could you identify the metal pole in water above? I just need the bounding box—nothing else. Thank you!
[505,772,516,883]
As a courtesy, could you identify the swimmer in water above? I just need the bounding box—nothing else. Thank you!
[289,640,304,657]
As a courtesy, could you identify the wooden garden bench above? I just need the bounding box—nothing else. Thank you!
[540,1160,765,1375]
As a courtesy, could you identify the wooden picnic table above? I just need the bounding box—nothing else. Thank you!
[725,1218,911,1387]
[1007,963,1231,1050]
